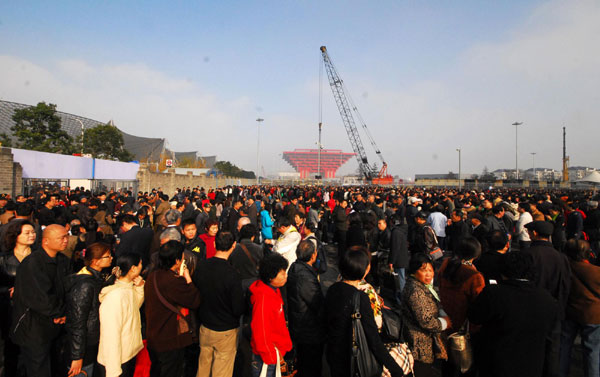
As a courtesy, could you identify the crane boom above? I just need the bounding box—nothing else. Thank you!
[320,46,392,184]
[320,46,374,180]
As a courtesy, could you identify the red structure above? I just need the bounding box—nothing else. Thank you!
[282,149,355,179]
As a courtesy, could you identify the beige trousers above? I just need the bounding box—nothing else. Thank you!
[196,325,239,377]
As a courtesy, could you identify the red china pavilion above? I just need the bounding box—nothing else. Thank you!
[282,149,355,179]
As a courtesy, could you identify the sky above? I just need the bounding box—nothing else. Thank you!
[1,0,598,180]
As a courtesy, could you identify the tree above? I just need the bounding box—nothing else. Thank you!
[447,171,456,179]
[11,102,76,154]
[214,161,256,179]
[480,166,496,181]
[177,156,206,168]
[83,123,134,161]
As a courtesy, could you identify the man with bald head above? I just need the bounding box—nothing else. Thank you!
[11,224,72,377]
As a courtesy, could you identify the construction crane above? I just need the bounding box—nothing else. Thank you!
[320,46,393,185]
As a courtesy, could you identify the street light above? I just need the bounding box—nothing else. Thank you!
[72,118,85,154]
[512,122,523,180]
[456,148,461,191]
[256,118,264,185]
[531,152,537,180]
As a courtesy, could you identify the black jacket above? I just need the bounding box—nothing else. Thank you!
[468,280,558,377]
[66,267,110,364]
[10,248,71,345]
[116,225,154,266]
[446,220,470,253]
[229,238,263,281]
[523,240,571,319]
[287,261,325,344]
[389,224,409,268]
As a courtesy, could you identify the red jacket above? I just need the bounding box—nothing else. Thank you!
[249,280,292,364]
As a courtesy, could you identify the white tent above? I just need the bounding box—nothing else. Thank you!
[577,171,600,184]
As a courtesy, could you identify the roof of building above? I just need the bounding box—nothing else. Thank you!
[0,100,166,161]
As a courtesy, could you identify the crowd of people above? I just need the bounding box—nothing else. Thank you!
[0,184,598,377]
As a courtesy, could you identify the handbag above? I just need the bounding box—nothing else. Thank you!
[351,291,382,377]
[380,307,402,343]
[152,273,197,336]
[426,227,444,261]
[447,320,473,373]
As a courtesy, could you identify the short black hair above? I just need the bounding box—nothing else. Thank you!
[492,205,505,215]
[488,230,509,251]
[339,246,370,280]
[503,251,535,280]
[239,224,257,240]
[181,218,196,229]
[295,240,316,262]
[276,217,292,229]
[121,214,137,225]
[455,237,482,260]
[116,252,141,276]
[215,231,235,251]
[407,253,434,275]
[258,253,289,284]
[157,240,184,270]
[16,203,33,217]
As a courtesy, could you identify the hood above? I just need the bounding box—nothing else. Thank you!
[249,280,279,305]
[99,279,132,303]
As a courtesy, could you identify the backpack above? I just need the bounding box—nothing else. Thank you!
[219,206,232,230]
[305,235,328,274]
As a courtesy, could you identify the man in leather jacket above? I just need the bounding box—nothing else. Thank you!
[287,240,325,377]
[10,224,71,377]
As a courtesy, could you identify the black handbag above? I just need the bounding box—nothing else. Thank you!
[381,307,402,343]
[351,291,382,377]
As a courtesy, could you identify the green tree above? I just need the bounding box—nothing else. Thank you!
[83,123,134,161]
[214,161,255,179]
[11,102,75,154]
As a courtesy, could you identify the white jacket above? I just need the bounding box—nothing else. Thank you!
[273,227,301,271]
[97,280,145,377]
[515,211,533,242]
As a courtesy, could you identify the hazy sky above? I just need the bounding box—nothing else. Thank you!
[1,1,598,180]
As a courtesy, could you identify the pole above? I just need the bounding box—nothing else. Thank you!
[317,123,322,179]
[512,122,523,180]
[256,118,264,185]
[531,152,536,180]
[456,148,461,191]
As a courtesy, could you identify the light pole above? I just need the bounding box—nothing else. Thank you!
[531,152,536,180]
[456,148,461,191]
[256,118,264,185]
[72,118,84,154]
[512,122,523,180]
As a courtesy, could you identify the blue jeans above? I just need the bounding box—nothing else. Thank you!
[251,353,277,377]
[394,268,406,305]
[559,318,600,377]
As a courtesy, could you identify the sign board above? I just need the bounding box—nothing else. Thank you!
[165,159,173,167]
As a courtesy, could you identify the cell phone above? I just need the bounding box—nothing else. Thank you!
[179,259,187,276]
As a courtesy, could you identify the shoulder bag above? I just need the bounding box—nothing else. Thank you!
[447,320,473,373]
[152,273,197,336]
[350,291,382,377]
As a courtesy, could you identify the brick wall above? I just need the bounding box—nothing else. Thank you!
[0,148,22,197]
[136,167,253,195]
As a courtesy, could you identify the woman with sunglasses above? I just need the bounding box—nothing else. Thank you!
[66,242,115,377]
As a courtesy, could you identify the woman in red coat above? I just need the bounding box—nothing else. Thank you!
[249,253,292,377]
[439,237,485,376]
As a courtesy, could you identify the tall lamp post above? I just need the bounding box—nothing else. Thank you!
[456,148,461,191]
[256,118,264,185]
[531,152,536,180]
[512,122,523,180]
[72,118,85,154]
